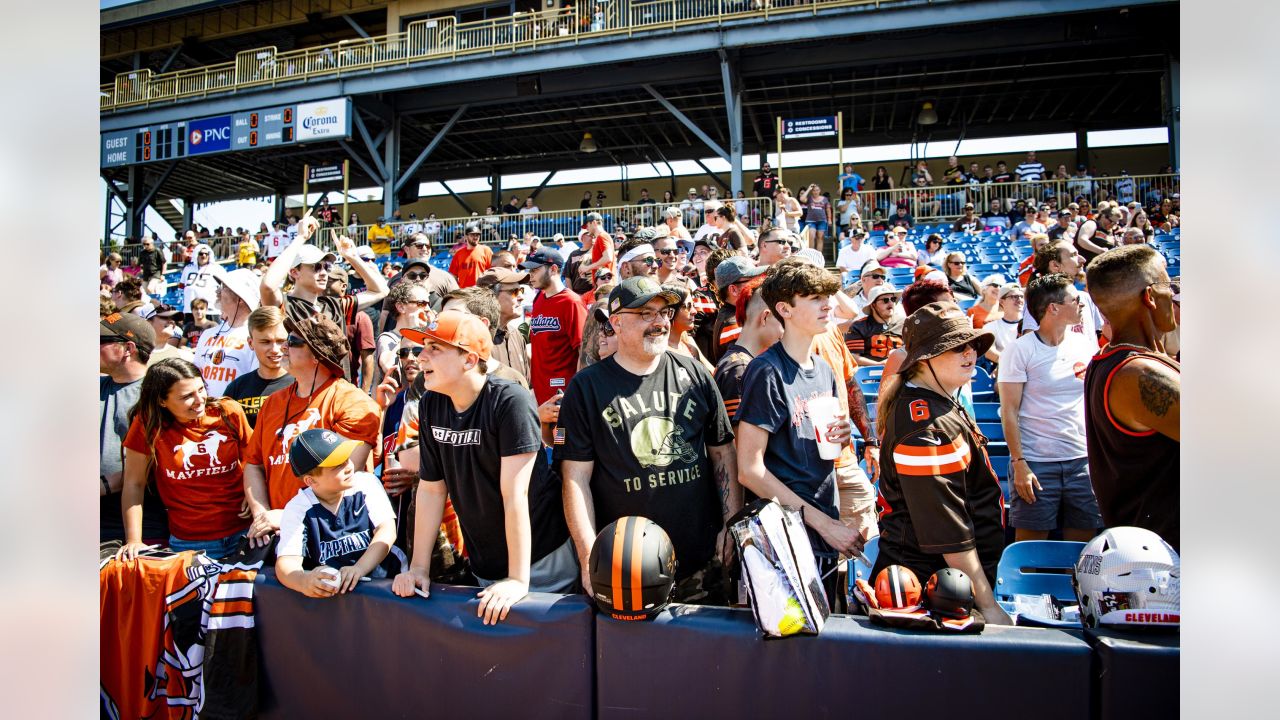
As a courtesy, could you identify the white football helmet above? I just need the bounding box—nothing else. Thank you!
[1073,527,1179,629]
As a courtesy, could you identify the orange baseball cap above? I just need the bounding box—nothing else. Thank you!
[401,310,493,361]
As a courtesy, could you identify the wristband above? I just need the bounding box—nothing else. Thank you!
[1011,458,1026,464]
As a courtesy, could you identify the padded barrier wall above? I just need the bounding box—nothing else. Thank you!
[251,572,1177,719]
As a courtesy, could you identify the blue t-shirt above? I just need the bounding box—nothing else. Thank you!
[840,173,865,193]
[277,471,396,569]
[735,344,841,549]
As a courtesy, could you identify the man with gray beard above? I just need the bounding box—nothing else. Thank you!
[557,277,740,604]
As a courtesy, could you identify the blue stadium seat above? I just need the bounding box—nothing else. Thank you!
[855,365,883,393]
[994,540,1086,605]
[956,297,977,312]
[971,366,995,393]
[845,535,881,610]
[972,402,1001,422]
[979,422,1005,441]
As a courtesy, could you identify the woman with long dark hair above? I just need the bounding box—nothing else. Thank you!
[116,358,253,560]
[873,302,1012,624]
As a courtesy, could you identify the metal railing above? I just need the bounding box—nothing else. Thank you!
[850,173,1180,227]
[103,196,776,269]
[314,196,776,251]
[100,0,915,111]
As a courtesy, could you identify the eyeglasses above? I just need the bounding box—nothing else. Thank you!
[876,297,899,304]
[949,261,966,267]
[1003,294,1025,302]
[499,285,526,296]
[306,261,334,272]
[1053,295,1084,307]
[615,307,676,323]
[642,257,661,267]
[947,341,983,354]
[404,272,427,281]
[398,346,421,358]
[599,321,616,337]
[864,274,886,281]
[656,248,678,256]
[405,299,431,308]
[408,242,430,249]
[286,334,307,348]
[595,274,613,282]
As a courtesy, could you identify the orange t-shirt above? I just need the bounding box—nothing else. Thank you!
[122,400,252,540]
[244,377,382,510]
[448,244,493,288]
[812,327,860,469]
[967,303,999,329]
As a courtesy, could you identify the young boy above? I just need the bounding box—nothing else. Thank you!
[182,298,216,349]
[276,428,397,598]
[390,311,574,625]
[734,259,860,605]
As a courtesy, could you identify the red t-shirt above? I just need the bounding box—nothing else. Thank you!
[243,377,382,510]
[529,288,587,404]
[122,400,252,540]
[449,244,493,288]
[589,231,614,270]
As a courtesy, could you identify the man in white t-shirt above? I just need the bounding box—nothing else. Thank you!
[998,273,1103,543]
[285,216,300,244]
[836,228,877,284]
[194,268,261,397]
[264,221,289,260]
[1023,241,1102,340]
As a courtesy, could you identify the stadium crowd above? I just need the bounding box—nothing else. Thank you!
[99,152,1180,625]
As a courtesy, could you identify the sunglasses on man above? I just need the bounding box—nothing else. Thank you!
[404,271,428,281]
[286,334,307,348]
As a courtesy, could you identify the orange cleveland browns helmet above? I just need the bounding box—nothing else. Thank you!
[588,516,677,621]
[874,565,922,611]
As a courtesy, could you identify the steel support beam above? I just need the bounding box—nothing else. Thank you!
[1075,128,1089,170]
[338,140,383,190]
[643,84,729,162]
[136,160,180,213]
[343,14,372,40]
[354,112,389,180]
[719,50,744,195]
[383,113,401,216]
[395,105,469,194]
[694,160,730,192]
[440,181,476,215]
[528,171,559,202]
[126,166,140,240]
[182,198,194,231]
[273,194,286,222]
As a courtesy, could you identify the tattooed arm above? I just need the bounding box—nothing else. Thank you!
[707,442,742,522]
[1109,357,1181,441]
[845,376,879,481]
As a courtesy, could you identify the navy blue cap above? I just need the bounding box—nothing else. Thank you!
[520,248,565,270]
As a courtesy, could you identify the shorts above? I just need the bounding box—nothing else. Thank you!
[168,530,247,560]
[474,538,580,594]
[1008,456,1103,531]
[835,461,879,541]
[800,220,830,234]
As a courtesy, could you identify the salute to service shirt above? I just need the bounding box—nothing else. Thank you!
[874,384,1006,587]
[555,352,734,579]
[244,377,382,511]
[529,287,587,405]
[122,400,252,541]
[418,377,569,581]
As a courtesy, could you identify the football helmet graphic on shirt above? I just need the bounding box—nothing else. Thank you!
[630,416,697,467]
[278,408,322,455]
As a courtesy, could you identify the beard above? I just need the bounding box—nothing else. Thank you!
[640,330,669,356]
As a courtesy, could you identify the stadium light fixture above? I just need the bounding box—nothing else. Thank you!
[916,102,938,126]
[580,132,599,153]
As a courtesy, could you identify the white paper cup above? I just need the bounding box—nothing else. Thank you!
[807,396,843,461]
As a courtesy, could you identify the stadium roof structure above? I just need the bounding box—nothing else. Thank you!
[100,0,1178,219]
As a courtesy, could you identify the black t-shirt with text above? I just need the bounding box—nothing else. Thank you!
[419,377,568,581]
[223,371,295,429]
[555,352,734,579]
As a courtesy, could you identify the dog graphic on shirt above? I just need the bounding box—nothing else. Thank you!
[279,408,323,455]
[173,431,228,471]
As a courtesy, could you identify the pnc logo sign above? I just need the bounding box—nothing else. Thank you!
[186,115,233,155]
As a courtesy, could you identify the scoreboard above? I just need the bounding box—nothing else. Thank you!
[101,97,351,169]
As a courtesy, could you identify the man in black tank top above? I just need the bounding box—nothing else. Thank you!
[1080,245,1180,550]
